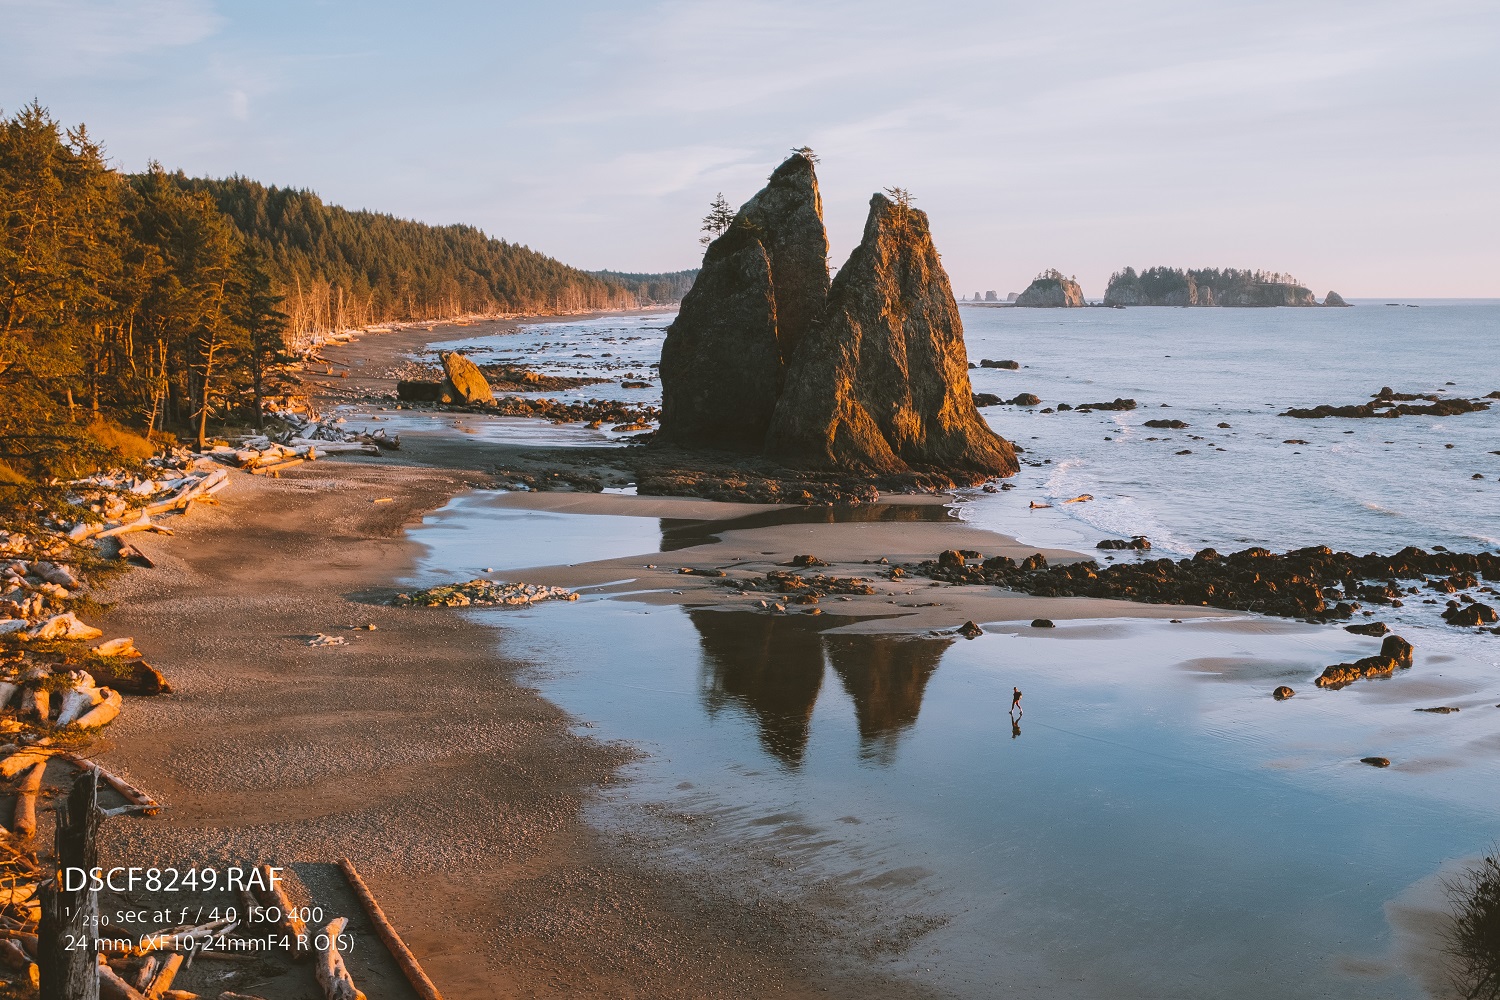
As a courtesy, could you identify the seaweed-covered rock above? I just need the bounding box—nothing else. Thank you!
[765,194,1016,476]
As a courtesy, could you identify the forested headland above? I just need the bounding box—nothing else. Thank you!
[0,102,689,486]
[1103,266,1317,307]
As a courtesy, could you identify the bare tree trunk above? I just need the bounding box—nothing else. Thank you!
[38,775,100,1000]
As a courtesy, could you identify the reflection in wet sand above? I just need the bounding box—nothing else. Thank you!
[693,610,827,765]
[826,634,951,764]
[690,610,947,767]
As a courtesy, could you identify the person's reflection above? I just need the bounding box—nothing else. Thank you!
[1011,717,1022,739]
[826,633,952,764]
[689,609,825,766]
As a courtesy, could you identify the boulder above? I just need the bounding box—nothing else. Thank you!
[979,359,1020,370]
[660,153,829,450]
[1031,618,1055,628]
[938,550,966,568]
[957,620,984,639]
[1381,633,1414,667]
[1344,621,1389,636]
[765,193,1017,476]
[1444,601,1498,626]
[1324,291,1349,307]
[1009,393,1041,407]
[1144,418,1188,429]
[1273,686,1295,700]
[440,353,495,405]
[1360,756,1391,768]
[1015,272,1085,307]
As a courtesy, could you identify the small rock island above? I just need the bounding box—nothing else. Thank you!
[1014,269,1086,307]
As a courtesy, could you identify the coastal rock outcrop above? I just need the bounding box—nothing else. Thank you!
[440,352,495,405]
[764,194,1017,476]
[1324,291,1350,307]
[660,153,830,450]
[1015,270,1085,307]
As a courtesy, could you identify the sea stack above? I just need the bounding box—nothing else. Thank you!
[1015,270,1086,307]
[659,153,829,450]
[1324,290,1350,307]
[765,194,1018,476]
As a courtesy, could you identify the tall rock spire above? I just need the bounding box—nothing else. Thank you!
[659,152,828,451]
[764,193,1017,476]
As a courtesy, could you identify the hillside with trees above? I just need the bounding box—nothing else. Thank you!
[0,102,689,486]
[1104,266,1317,306]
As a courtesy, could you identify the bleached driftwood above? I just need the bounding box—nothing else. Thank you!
[72,688,121,730]
[12,761,44,838]
[0,745,57,780]
[314,917,365,1000]
[0,679,19,711]
[93,638,141,659]
[57,754,160,814]
[339,859,443,1000]
[54,671,102,727]
[144,469,228,517]
[99,513,174,539]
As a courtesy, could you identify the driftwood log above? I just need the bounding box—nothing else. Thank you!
[14,760,45,838]
[143,951,183,998]
[338,859,443,1000]
[251,864,307,956]
[38,775,100,1000]
[313,917,364,1000]
[58,755,160,815]
[96,956,146,1000]
[73,689,122,731]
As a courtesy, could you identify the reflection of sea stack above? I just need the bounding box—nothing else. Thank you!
[660,156,1017,479]
[659,154,829,450]
[826,633,951,763]
[691,610,825,766]
[765,194,1017,475]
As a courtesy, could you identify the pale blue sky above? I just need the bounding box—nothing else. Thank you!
[4,0,1497,296]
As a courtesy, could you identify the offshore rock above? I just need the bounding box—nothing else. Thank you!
[1015,271,1086,307]
[765,194,1018,476]
[1324,291,1349,307]
[440,352,495,405]
[660,153,828,450]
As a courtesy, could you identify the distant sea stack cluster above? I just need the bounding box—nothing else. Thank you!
[660,153,1017,478]
[1007,266,1350,308]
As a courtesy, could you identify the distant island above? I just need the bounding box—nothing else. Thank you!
[1014,269,1086,307]
[1103,266,1347,307]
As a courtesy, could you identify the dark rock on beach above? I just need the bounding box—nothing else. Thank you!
[1097,537,1151,550]
[1361,756,1391,768]
[909,543,1500,625]
[1009,393,1041,407]
[979,359,1020,369]
[1273,686,1295,700]
[973,392,1003,407]
[1031,618,1055,628]
[765,193,1017,477]
[1344,621,1389,636]
[1144,418,1188,429]
[1445,601,1498,627]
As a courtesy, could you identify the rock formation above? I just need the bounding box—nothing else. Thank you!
[1324,290,1349,307]
[440,352,494,405]
[764,194,1017,476]
[659,153,829,450]
[1015,270,1085,307]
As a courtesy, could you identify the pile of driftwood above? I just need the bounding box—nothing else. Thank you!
[395,579,579,608]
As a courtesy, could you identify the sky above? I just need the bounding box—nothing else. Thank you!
[3,0,1498,297]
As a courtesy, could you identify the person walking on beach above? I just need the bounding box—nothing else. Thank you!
[1010,686,1023,718]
